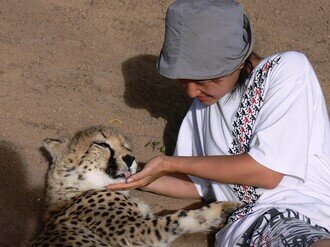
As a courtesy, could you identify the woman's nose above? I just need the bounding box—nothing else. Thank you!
[186,83,201,98]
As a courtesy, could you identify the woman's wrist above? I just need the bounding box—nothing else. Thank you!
[161,155,189,174]
[160,155,175,174]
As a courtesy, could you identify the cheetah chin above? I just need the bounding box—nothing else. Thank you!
[30,126,241,247]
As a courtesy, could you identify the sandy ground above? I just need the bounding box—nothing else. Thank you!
[0,0,329,246]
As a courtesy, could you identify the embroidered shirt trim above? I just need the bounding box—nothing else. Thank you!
[228,55,281,223]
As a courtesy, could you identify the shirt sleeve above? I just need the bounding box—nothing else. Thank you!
[188,175,215,202]
[248,51,315,182]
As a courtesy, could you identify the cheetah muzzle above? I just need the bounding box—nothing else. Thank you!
[30,126,241,247]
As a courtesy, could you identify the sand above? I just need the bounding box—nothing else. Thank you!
[0,0,329,246]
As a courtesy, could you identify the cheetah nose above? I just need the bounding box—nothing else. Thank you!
[122,155,135,167]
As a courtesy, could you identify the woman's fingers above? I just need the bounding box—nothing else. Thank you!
[106,170,151,190]
[107,179,147,190]
[107,155,167,191]
[125,170,146,183]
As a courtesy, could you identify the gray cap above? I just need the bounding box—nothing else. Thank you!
[156,0,254,80]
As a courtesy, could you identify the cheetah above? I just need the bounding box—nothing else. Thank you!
[30,126,240,247]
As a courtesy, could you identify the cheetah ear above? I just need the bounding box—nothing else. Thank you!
[43,137,69,160]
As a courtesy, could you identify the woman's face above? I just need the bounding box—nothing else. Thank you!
[179,67,242,106]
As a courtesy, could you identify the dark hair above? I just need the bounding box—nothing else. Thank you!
[232,52,262,95]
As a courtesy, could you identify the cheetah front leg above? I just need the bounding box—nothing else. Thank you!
[136,201,241,246]
[175,201,241,233]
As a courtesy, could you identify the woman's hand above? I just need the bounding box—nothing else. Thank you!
[106,155,170,191]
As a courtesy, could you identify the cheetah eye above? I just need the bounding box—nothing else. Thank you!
[122,143,132,152]
[92,142,115,157]
[92,142,111,150]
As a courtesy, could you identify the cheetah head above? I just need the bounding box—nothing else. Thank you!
[44,126,138,197]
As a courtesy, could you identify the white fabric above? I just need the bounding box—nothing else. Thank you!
[173,51,330,246]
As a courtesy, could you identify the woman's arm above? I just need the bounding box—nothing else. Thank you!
[168,154,283,189]
[107,153,283,191]
[142,173,200,199]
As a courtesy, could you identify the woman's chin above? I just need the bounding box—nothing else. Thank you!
[198,97,218,106]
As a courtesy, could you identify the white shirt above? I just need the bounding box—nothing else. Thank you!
[174,51,330,246]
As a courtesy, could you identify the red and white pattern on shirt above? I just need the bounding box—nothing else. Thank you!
[228,55,281,223]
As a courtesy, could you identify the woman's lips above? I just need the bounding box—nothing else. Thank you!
[197,96,208,102]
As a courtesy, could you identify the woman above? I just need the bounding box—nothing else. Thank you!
[108,0,330,246]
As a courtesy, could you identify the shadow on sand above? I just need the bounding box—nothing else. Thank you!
[122,55,216,246]
[0,140,42,246]
[122,55,191,155]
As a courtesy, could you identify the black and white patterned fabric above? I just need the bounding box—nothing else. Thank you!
[237,208,330,247]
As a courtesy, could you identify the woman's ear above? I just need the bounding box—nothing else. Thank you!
[237,63,244,70]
